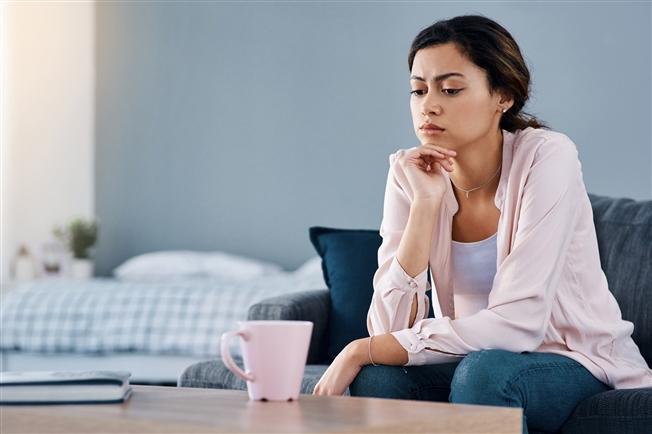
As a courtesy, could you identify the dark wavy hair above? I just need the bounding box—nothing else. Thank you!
[408,14,549,132]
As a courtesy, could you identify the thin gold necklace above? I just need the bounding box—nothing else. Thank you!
[449,164,502,199]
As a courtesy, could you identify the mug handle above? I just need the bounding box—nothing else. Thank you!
[221,330,255,382]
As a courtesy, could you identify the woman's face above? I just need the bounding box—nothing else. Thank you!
[409,42,510,150]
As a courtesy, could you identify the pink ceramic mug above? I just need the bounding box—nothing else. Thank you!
[221,320,313,401]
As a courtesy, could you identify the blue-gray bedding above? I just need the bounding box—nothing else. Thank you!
[1,273,324,357]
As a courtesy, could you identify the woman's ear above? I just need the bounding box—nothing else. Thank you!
[498,92,514,112]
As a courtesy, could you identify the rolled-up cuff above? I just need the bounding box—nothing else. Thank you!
[391,328,428,366]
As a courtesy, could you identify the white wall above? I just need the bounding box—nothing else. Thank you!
[1,1,95,283]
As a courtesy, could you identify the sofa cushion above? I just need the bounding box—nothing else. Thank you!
[177,357,343,395]
[588,193,652,366]
[309,227,383,362]
[561,387,652,434]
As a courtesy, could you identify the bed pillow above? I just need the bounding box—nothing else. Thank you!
[113,250,283,281]
[309,226,383,362]
[199,252,284,279]
[289,255,328,289]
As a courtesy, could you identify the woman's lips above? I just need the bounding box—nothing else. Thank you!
[420,127,445,136]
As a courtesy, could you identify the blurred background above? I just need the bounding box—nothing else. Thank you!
[1,0,651,281]
[0,0,650,386]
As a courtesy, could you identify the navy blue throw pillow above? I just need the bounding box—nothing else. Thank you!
[309,227,382,362]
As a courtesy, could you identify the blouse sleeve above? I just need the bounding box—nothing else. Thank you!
[367,149,432,337]
[390,137,583,365]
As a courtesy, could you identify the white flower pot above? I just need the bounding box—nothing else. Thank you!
[71,259,94,279]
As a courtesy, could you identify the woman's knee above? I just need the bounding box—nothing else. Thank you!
[351,362,459,401]
[449,349,523,405]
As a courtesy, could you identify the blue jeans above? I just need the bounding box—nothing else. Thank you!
[349,349,611,434]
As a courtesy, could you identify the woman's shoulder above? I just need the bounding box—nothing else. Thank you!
[508,127,583,195]
[511,126,579,163]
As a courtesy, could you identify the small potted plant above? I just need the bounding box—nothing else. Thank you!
[53,217,99,279]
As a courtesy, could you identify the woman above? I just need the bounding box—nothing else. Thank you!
[312,14,652,434]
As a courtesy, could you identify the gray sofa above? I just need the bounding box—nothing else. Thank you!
[179,193,651,434]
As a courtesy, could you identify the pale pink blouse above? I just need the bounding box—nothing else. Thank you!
[367,127,652,389]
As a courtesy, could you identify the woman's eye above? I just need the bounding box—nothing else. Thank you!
[409,88,462,96]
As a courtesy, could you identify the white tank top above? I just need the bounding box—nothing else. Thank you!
[451,232,498,319]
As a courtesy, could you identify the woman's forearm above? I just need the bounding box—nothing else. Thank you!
[397,198,440,276]
[314,334,409,396]
[346,199,440,368]
[396,198,441,326]
[348,334,409,367]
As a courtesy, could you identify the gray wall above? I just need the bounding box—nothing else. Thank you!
[95,1,651,276]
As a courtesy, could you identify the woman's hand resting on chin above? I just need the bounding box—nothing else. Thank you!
[398,143,457,201]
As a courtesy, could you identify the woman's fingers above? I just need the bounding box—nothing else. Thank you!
[404,144,456,173]
[417,149,447,165]
[312,384,332,396]
[430,160,453,172]
[421,143,457,157]
[422,143,457,156]
[419,150,454,172]
[440,157,454,171]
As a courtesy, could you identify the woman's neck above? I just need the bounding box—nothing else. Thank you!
[449,128,503,201]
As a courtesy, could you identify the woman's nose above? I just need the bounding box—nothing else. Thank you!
[422,103,442,116]
[421,92,442,115]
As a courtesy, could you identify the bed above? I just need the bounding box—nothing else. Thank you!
[0,253,327,384]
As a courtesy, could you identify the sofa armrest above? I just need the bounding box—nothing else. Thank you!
[247,289,330,364]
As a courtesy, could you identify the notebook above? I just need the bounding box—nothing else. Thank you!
[0,370,132,404]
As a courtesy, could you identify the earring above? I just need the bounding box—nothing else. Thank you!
[502,107,507,113]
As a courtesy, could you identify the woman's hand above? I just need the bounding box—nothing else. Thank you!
[398,143,457,201]
[312,340,366,396]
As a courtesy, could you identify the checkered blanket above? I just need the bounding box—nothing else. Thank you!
[0,273,326,357]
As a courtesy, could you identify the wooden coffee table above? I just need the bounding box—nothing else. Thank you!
[1,385,522,433]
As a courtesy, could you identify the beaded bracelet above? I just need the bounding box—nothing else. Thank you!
[368,335,379,366]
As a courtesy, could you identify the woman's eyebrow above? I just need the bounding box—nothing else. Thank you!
[410,72,466,82]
